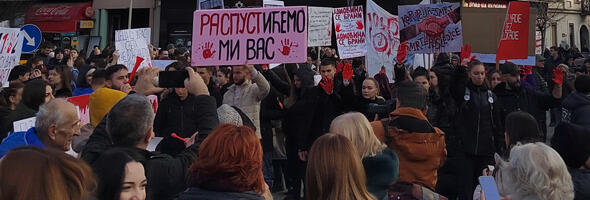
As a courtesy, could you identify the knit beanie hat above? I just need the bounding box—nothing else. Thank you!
[217,104,256,131]
[89,88,127,127]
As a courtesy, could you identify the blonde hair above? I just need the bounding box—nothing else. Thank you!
[305,133,377,200]
[330,112,387,158]
[496,142,574,200]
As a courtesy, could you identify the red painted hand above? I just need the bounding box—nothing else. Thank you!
[201,42,216,59]
[356,20,364,30]
[396,42,408,64]
[335,23,341,32]
[278,39,298,56]
[337,62,344,73]
[343,63,353,80]
[553,67,564,85]
[319,75,334,95]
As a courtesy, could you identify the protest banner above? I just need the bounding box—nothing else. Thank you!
[151,60,176,70]
[462,7,536,65]
[308,7,333,47]
[115,28,152,72]
[496,1,530,61]
[67,94,90,125]
[13,117,35,133]
[191,6,307,66]
[366,0,399,81]
[333,6,366,59]
[198,0,224,9]
[0,27,24,86]
[536,31,542,55]
[398,3,462,54]
[263,0,284,7]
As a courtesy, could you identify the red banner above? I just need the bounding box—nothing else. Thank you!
[67,94,90,125]
[496,1,529,61]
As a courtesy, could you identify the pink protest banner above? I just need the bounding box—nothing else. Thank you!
[191,6,307,66]
[67,95,90,125]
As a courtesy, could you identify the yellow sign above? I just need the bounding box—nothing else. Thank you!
[80,20,94,29]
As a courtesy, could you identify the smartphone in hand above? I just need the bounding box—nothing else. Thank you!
[479,176,501,200]
[158,71,188,88]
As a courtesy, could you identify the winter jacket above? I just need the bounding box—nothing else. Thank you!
[562,92,590,126]
[260,68,290,152]
[54,88,72,98]
[494,82,560,130]
[544,55,564,88]
[371,107,446,190]
[363,147,399,200]
[0,107,13,140]
[73,87,93,96]
[154,93,219,155]
[3,103,37,134]
[81,95,218,200]
[177,187,264,200]
[570,168,590,200]
[223,70,270,138]
[450,67,504,156]
[0,127,45,158]
[207,80,223,107]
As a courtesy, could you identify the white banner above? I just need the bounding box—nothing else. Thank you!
[536,31,542,55]
[308,7,334,47]
[0,28,24,86]
[115,28,152,72]
[366,0,399,82]
[334,6,366,59]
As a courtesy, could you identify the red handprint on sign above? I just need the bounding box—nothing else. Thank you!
[356,20,364,30]
[417,16,451,38]
[201,42,216,59]
[335,23,342,32]
[343,63,353,80]
[278,39,298,56]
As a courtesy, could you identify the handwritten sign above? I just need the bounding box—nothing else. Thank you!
[151,60,176,70]
[0,28,24,86]
[366,0,399,81]
[497,1,530,61]
[191,6,307,66]
[67,94,90,125]
[13,117,35,133]
[398,3,462,54]
[115,28,152,72]
[333,6,366,59]
[308,7,333,47]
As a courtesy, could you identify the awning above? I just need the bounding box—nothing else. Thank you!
[24,2,94,33]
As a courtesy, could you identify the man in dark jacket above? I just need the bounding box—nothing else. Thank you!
[561,74,590,126]
[544,46,564,87]
[196,66,222,107]
[82,67,218,200]
[494,62,563,140]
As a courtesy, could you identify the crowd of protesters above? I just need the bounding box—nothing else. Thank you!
[0,39,589,200]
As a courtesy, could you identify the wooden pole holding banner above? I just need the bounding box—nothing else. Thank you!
[128,0,133,29]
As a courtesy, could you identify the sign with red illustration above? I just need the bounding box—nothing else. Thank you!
[67,94,90,125]
[333,6,366,59]
[398,3,462,54]
[191,6,307,66]
[366,0,399,81]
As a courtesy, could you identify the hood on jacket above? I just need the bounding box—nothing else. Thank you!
[434,53,450,67]
[89,88,127,127]
[563,92,590,112]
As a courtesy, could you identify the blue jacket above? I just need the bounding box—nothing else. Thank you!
[73,87,94,96]
[0,128,45,158]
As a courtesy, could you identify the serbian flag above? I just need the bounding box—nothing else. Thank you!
[496,1,530,61]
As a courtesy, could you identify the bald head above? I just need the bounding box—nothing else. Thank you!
[35,98,80,151]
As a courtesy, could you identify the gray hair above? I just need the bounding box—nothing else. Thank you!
[106,94,154,147]
[497,142,574,200]
[35,98,73,136]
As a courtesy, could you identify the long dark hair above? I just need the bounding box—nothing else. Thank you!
[0,82,25,109]
[50,65,73,92]
[92,148,145,200]
[22,79,49,111]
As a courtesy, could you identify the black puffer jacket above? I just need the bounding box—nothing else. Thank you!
[450,67,504,156]
[494,82,560,130]
[0,107,13,140]
[178,187,264,200]
[154,93,219,155]
[562,92,590,126]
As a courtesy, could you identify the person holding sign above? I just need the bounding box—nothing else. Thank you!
[0,98,81,158]
[222,63,270,138]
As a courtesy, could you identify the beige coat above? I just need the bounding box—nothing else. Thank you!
[222,71,270,138]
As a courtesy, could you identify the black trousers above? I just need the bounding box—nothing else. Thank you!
[285,135,305,199]
[457,153,495,200]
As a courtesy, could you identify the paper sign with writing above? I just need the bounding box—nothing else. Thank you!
[0,28,24,86]
[191,6,307,66]
[13,117,35,133]
[497,1,530,61]
[115,28,152,72]
[67,94,90,125]
[333,6,366,59]
[398,3,462,54]
[366,0,399,81]
[308,7,334,47]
